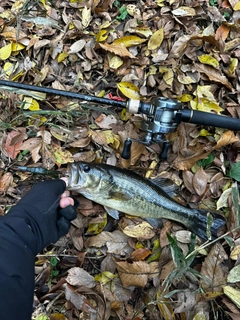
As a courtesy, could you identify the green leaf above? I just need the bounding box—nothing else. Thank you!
[197,153,214,168]
[232,182,240,227]
[229,162,240,182]
[116,5,128,20]
[167,233,185,268]
[50,257,59,267]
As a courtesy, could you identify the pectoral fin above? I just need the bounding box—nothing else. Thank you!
[104,206,120,219]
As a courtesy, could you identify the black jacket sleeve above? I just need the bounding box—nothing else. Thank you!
[0,180,77,320]
[0,211,45,320]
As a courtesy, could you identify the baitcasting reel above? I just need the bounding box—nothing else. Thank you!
[122,97,240,159]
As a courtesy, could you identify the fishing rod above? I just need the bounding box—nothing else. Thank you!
[0,79,240,160]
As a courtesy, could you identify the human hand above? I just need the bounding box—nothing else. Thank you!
[7,179,77,251]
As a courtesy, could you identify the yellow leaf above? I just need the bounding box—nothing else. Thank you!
[87,212,108,235]
[234,2,240,10]
[20,97,40,110]
[230,244,240,260]
[0,43,12,60]
[113,35,146,48]
[3,62,14,76]
[194,85,215,101]
[198,54,219,69]
[52,145,74,164]
[223,285,240,308]
[134,26,152,37]
[99,42,135,58]
[199,129,211,136]
[117,82,141,100]
[57,52,68,62]
[178,94,193,102]
[11,42,25,51]
[94,271,116,285]
[148,28,164,50]
[159,67,174,85]
[123,221,155,239]
[81,6,91,29]
[230,57,238,74]
[95,29,108,42]
[108,54,123,69]
[190,98,223,114]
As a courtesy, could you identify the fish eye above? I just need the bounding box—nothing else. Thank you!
[83,164,91,172]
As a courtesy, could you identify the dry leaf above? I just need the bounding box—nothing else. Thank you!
[148,28,164,50]
[213,130,239,150]
[0,172,13,192]
[115,260,150,287]
[122,221,155,239]
[66,267,96,288]
[194,63,233,91]
[113,35,146,48]
[201,243,228,291]
[99,42,135,58]
[172,6,196,16]
[192,167,208,196]
[215,24,230,41]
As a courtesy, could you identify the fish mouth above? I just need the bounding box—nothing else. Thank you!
[67,162,80,188]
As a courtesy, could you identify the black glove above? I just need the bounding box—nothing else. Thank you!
[7,179,77,253]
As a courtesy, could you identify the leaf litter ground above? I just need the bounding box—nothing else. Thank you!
[1,0,240,319]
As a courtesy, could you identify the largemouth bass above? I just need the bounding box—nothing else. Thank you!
[66,162,226,240]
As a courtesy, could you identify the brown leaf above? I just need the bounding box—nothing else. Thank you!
[99,42,135,58]
[130,248,152,261]
[64,284,97,315]
[4,129,27,159]
[200,243,228,292]
[182,170,195,194]
[0,172,13,192]
[192,167,208,196]
[213,130,239,150]
[215,24,230,41]
[95,114,118,129]
[194,63,233,91]
[66,267,96,288]
[115,260,150,287]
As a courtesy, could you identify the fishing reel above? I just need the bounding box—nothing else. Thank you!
[121,97,240,160]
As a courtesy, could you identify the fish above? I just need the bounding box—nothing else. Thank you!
[66,161,226,240]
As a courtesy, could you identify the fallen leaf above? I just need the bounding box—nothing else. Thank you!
[194,63,233,91]
[172,6,196,16]
[117,81,141,99]
[99,42,135,58]
[223,286,240,309]
[201,243,228,291]
[0,172,13,192]
[216,188,232,210]
[113,35,146,48]
[148,28,164,50]
[213,130,239,150]
[115,260,150,287]
[122,221,155,239]
[192,167,208,196]
[0,42,12,60]
[81,6,92,29]
[4,129,27,159]
[198,54,219,69]
[66,267,96,288]
[215,24,230,41]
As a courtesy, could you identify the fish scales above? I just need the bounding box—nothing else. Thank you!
[66,161,226,240]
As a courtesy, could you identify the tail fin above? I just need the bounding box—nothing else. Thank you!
[189,209,226,240]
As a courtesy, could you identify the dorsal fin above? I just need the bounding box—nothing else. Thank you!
[149,177,183,203]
